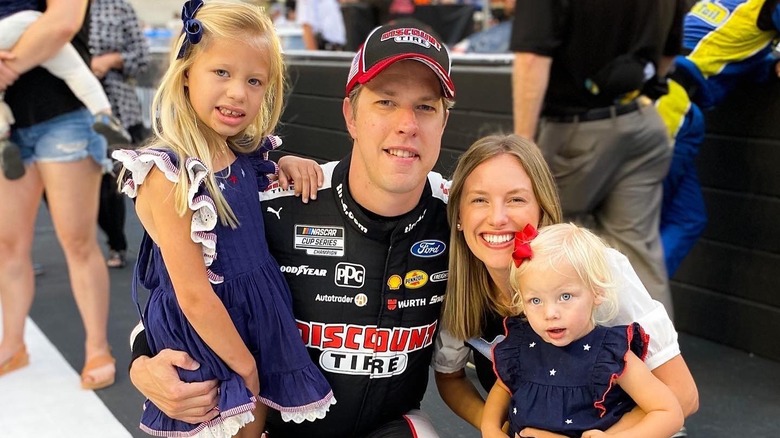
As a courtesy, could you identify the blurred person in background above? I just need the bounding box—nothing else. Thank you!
[657,0,780,277]
[90,0,150,269]
[296,0,346,50]
[0,0,115,390]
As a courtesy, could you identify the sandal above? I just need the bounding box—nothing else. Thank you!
[106,250,126,269]
[0,345,29,377]
[81,353,116,390]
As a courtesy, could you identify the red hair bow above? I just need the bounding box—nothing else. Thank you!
[512,224,538,267]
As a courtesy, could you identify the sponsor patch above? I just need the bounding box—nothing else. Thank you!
[430,270,448,282]
[294,225,345,257]
[297,320,438,377]
[354,293,368,307]
[315,294,354,304]
[410,239,446,258]
[387,297,427,310]
[404,270,428,289]
[387,274,403,290]
[429,294,444,304]
[335,262,365,288]
[690,0,729,26]
[280,265,327,277]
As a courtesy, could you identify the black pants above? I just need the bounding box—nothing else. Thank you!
[97,123,148,252]
[98,169,127,252]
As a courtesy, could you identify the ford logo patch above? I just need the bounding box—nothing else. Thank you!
[410,239,446,257]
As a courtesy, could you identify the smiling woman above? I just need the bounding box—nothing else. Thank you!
[433,134,698,436]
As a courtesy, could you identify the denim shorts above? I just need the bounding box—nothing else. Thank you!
[11,108,111,172]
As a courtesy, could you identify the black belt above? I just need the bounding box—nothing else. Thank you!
[544,100,640,123]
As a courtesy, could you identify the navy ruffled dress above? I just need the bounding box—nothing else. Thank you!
[114,137,335,437]
[492,317,648,437]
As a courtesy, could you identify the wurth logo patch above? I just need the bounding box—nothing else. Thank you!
[297,320,438,377]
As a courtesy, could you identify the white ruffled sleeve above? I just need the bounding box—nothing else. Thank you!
[598,248,680,370]
[112,149,223,284]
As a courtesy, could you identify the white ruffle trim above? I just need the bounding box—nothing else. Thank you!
[260,391,337,424]
[191,411,255,438]
[112,149,222,284]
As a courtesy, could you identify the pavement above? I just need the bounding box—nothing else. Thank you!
[1,200,778,437]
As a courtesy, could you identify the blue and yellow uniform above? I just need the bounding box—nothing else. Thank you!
[657,0,780,276]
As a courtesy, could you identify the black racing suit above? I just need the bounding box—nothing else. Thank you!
[261,156,450,437]
[132,155,451,437]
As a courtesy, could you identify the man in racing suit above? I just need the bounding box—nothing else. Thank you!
[128,22,456,438]
[658,0,780,276]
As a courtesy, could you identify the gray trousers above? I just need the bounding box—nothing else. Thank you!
[537,101,674,317]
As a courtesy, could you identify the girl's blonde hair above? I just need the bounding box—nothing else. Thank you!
[509,223,619,324]
[442,134,563,340]
[136,0,285,226]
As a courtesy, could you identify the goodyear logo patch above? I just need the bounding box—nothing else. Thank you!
[294,225,345,257]
[410,239,446,258]
[404,270,428,289]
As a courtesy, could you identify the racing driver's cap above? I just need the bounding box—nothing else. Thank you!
[345,22,455,99]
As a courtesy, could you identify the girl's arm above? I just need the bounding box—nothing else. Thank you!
[481,382,511,438]
[583,351,683,438]
[277,155,324,203]
[136,169,259,396]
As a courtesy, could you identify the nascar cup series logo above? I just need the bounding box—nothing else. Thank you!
[297,320,438,378]
[380,28,442,51]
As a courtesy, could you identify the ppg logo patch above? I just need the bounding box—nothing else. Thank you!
[410,240,446,258]
[335,262,365,288]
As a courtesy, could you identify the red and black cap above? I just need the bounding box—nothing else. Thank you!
[346,22,455,98]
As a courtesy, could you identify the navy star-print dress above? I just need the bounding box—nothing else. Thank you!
[492,317,648,437]
[114,141,335,437]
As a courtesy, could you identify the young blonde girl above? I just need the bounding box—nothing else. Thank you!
[113,0,334,436]
[481,223,683,438]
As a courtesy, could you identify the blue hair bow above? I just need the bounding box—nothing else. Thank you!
[176,0,204,59]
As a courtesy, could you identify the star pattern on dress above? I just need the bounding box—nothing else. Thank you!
[565,419,573,425]
[583,344,591,351]
[219,182,226,191]
[549,369,556,376]
[529,342,536,348]
[241,168,245,177]
[513,407,517,415]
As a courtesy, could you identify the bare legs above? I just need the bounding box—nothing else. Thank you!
[0,157,112,384]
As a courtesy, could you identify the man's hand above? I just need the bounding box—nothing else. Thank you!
[0,51,19,91]
[129,349,220,424]
[277,155,323,203]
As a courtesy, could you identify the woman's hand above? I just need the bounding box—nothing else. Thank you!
[0,51,19,91]
[277,155,323,203]
[581,430,608,438]
[129,349,220,424]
